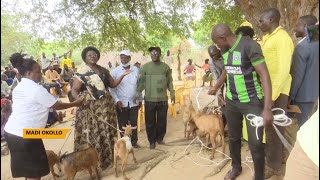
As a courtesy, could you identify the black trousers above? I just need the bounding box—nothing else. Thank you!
[144,101,168,144]
[116,104,139,145]
[225,98,265,180]
[265,94,287,171]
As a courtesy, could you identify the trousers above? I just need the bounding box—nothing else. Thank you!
[144,101,168,144]
[225,98,265,180]
[116,105,139,145]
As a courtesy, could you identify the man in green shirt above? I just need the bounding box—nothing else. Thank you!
[136,46,175,149]
[209,24,273,180]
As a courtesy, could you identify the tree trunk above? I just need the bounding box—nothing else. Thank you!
[235,0,319,43]
[177,44,182,81]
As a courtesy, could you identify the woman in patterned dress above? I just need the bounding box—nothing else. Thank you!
[71,46,131,169]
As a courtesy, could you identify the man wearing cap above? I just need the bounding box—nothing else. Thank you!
[109,50,141,148]
[136,46,175,149]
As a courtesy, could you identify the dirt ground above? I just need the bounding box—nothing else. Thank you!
[1,94,288,180]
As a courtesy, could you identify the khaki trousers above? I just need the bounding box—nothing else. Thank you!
[284,141,319,180]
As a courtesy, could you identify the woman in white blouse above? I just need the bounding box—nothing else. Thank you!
[4,53,83,180]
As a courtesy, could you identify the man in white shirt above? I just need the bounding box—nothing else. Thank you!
[41,53,52,74]
[109,50,141,148]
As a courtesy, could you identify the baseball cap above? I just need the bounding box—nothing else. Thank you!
[148,46,161,53]
[120,50,131,56]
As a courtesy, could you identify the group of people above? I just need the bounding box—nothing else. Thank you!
[2,7,319,180]
[208,8,318,180]
[3,44,175,180]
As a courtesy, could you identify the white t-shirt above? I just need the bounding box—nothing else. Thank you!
[297,104,319,167]
[4,78,57,137]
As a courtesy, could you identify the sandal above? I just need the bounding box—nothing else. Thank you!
[224,168,242,180]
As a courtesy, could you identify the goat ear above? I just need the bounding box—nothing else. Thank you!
[122,126,126,130]
[131,126,137,129]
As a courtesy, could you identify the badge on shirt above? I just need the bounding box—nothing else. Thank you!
[232,51,241,65]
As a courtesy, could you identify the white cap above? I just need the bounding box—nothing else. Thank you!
[120,50,131,56]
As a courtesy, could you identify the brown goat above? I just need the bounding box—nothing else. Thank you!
[60,145,100,180]
[183,103,193,138]
[46,150,61,180]
[188,103,225,160]
[114,125,137,180]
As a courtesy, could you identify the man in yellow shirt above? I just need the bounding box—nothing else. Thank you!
[258,8,294,178]
[60,54,73,69]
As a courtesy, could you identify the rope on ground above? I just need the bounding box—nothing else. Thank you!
[246,108,293,152]
[183,136,254,177]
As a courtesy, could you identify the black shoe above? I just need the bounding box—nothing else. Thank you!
[132,143,141,148]
[150,143,156,149]
[157,140,165,145]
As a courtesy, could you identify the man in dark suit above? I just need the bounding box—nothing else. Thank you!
[289,15,319,128]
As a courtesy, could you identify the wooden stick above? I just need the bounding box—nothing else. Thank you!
[137,153,170,179]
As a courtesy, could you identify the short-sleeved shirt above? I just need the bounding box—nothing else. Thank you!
[60,58,73,68]
[45,69,60,81]
[261,26,294,100]
[4,78,57,137]
[41,58,52,69]
[223,35,265,103]
[201,64,210,72]
[184,64,195,74]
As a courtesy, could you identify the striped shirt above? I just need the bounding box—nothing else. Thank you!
[223,35,265,103]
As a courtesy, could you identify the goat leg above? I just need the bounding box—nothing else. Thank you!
[94,165,100,180]
[221,133,225,156]
[87,167,93,180]
[210,133,217,160]
[205,134,210,147]
[131,149,137,163]
[121,153,129,180]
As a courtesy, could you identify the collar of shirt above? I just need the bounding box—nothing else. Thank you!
[262,26,283,44]
[122,65,131,70]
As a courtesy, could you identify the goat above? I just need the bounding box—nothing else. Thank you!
[59,144,100,180]
[46,150,61,180]
[114,125,137,180]
[188,103,225,159]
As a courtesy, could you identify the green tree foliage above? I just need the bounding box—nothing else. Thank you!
[17,0,199,53]
[191,0,245,47]
[1,12,32,66]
